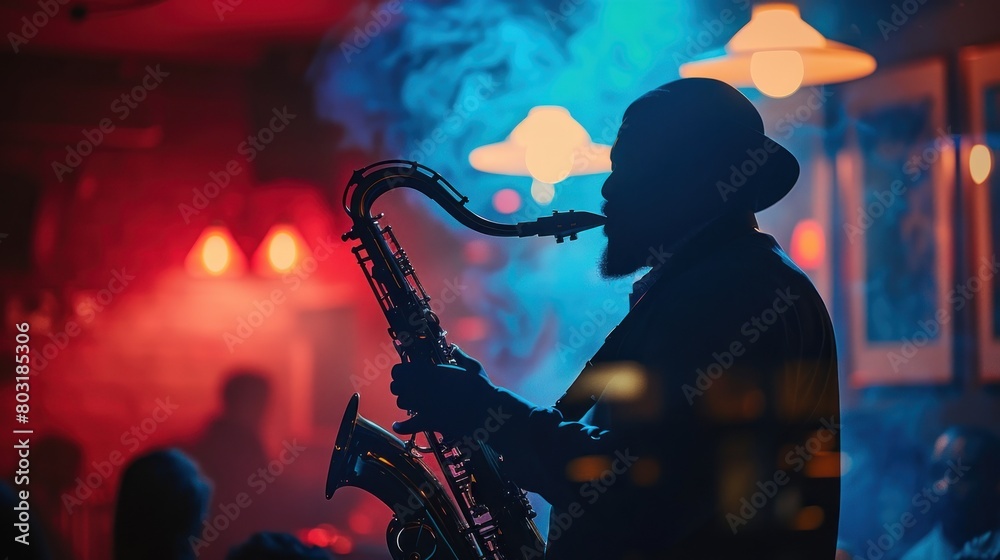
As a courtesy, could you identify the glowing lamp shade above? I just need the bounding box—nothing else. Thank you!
[970,144,993,185]
[469,106,611,184]
[790,219,825,270]
[253,224,308,276]
[680,3,876,98]
[186,225,246,277]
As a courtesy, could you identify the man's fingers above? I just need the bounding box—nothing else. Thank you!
[391,363,417,382]
[393,362,461,382]
[392,415,431,435]
[390,364,425,395]
[395,393,420,412]
[449,345,478,370]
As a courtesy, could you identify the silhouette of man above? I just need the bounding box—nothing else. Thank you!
[903,426,1000,560]
[114,448,212,560]
[390,78,840,559]
[188,372,272,560]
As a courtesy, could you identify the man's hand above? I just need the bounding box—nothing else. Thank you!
[389,346,501,437]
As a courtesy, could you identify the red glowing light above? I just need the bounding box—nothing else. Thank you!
[790,219,825,270]
[185,225,245,277]
[492,188,521,214]
[305,527,330,547]
[330,535,354,555]
[299,523,353,555]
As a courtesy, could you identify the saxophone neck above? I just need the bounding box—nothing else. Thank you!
[345,160,606,242]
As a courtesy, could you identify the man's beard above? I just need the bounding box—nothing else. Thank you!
[599,234,647,279]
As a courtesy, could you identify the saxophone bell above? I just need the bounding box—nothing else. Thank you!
[327,393,477,560]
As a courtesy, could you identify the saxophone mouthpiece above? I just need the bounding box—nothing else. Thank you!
[516,210,607,242]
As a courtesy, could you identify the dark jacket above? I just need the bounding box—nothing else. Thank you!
[492,220,841,560]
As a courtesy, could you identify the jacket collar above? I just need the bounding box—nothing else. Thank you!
[629,213,760,308]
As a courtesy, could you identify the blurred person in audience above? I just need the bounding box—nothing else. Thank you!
[189,371,272,488]
[114,448,211,560]
[902,426,1000,560]
[188,371,272,559]
[226,532,334,560]
[33,434,84,560]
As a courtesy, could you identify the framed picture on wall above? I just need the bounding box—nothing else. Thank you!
[962,44,1000,383]
[837,58,955,386]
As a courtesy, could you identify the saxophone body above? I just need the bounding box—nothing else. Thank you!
[326,160,605,560]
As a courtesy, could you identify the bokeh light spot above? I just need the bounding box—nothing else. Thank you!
[492,188,521,214]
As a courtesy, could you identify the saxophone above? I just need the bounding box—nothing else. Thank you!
[326,160,605,560]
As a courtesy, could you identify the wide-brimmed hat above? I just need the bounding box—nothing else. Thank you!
[620,78,799,212]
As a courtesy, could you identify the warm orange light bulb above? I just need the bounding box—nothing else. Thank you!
[268,231,298,272]
[970,144,993,185]
[525,144,574,184]
[186,225,245,277]
[202,234,231,275]
[750,50,804,98]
